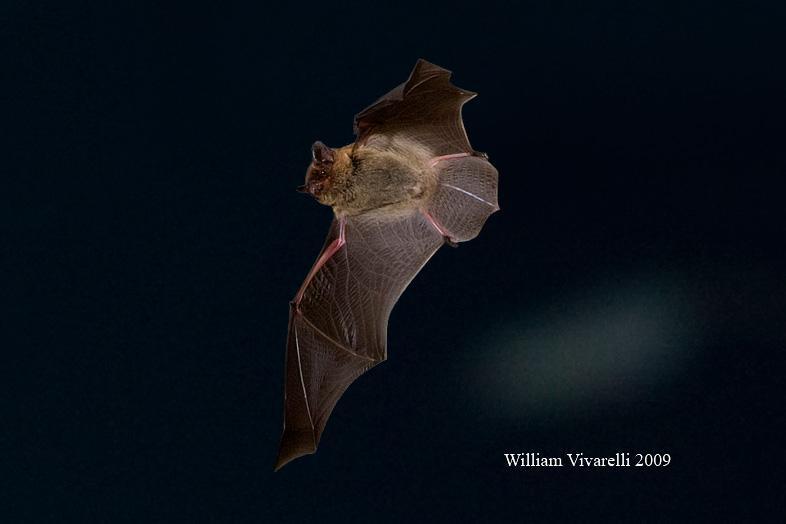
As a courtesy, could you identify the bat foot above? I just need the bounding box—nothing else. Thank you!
[471,150,489,160]
[423,210,458,247]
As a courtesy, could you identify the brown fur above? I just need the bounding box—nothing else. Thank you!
[304,137,437,216]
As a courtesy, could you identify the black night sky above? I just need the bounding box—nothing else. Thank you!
[5,1,785,521]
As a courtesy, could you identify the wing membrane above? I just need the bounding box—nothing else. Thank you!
[276,211,443,469]
[354,59,476,156]
[429,155,500,242]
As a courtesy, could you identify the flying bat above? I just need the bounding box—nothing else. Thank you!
[276,59,499,470]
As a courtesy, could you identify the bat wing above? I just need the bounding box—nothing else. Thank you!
[354,59,476,155]
[356,59,499,242]
[276,211,443,470]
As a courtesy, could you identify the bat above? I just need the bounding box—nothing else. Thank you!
[275,59,499,470]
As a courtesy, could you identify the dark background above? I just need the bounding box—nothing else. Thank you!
[5,1,785,521]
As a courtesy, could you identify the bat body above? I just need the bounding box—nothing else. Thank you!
[276,60,499,470]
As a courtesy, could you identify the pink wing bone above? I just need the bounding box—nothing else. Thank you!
[428,152,471,167]
[292,217,346,308]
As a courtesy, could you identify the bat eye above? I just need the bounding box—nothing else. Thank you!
[307,165,326,181]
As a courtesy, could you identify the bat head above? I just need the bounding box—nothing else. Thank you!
[299,141,340,202]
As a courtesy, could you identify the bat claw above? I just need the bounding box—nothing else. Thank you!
[471,150,489,160]
[444,236,458,248]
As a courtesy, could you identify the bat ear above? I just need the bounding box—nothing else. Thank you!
[311,141,335,164]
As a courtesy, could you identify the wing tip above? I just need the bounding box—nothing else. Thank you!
[411,58,477,100]
[274,428,317,471]
[413,57,449,74]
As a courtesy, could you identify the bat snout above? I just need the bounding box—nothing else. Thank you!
[297,180,324,198]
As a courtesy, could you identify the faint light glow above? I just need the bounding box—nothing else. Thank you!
[471,278,702,419]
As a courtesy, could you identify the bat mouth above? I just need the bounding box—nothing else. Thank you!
[297,180,325,198]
